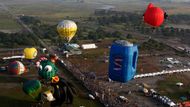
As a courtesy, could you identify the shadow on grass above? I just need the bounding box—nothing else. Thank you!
[0,74,28,83]
[0,95,36,107]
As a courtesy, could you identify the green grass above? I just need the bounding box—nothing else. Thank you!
[82,48,108,58]
[156,75,190,102]
[8,2,94,24]
[72,97,103,107]
[0,11,21,31]
[0,83,36,107]
[0,96,34,107]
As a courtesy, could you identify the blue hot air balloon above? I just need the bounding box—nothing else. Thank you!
[109,40,138,82]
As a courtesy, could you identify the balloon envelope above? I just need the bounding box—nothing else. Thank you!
[8,61,26,75]
[144,3,165,27]
[57,20,77,42]
[109,40,138,83]
[23,80,42,100]
[38,60,58,81]
[147,2,154,9]
[24,48,37,59]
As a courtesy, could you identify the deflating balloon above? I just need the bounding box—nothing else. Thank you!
[8,61,26,75]
[23,80,42,100]
[57,20,77,42]
[50,77,76,106]
[24,48,38,60]
[143,3,165,27]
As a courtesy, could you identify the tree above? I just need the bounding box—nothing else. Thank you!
[88,31,98,41]
[126,34,133,39]
[112,31,122,37]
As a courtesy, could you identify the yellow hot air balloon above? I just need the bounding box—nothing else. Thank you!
[57,20,77,42]
[24,47,37,59]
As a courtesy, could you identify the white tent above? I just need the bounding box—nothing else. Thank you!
[176,82,183,87]
[81,44,97,50]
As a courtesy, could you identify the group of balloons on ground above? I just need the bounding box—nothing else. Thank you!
[57,3,168,43]
[7,47,38,75]
[6,47,76,107]
[5,2,168,106]
[22,59,76,107]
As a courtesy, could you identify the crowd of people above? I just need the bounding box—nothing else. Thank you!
[64,60,130,107]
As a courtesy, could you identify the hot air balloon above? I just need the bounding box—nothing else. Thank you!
[24,47,38,60]
[109,40,138,83]
[23,80,42,100]
[143,3,168,27]
[57,20,77,42]
[50,77,76,106]
[8,61,27,75]
[38,60,58,81]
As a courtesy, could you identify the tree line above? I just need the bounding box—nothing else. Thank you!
[1,13,189,48]
[0,32,39,48]
[92,11,190,39]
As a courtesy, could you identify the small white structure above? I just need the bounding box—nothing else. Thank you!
[3,55,25,60]
[88,94,95,100]
[66,53,69,58]
[178,47,185,51]
[68,43,80,49]
[167,64,173,68]
[134,68,190,79]
[166,57,180,64]
[81,44,97,50]
[42,48,47,53]
[176,82,183,87]
[43,91,55,102]
[150,89,157,94]
[168,102,176,107]
[108,78,112,82]
[95,92,99,97]
[118,96,128,102]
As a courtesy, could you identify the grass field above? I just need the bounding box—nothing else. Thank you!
[156,74,190,102]
[8,1,97,24]
[0,10,21,31]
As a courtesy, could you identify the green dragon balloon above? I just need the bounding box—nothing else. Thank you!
[38,60,58,81]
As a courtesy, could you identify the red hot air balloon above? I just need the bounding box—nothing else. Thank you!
[143,3,167,27]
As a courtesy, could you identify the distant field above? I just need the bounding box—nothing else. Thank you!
[8,1,98,24]
[1,0,190,30]
[0,10,21,31]
[166,24,190,29]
